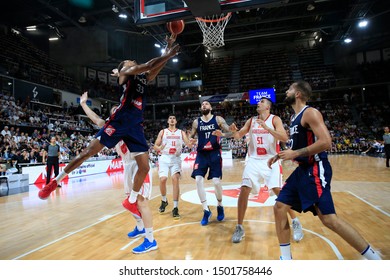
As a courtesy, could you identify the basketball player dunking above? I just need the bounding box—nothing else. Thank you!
[39,35,179,254]
[79,92,153,253]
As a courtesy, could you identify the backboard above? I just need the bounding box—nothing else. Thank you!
[134,0,280,26]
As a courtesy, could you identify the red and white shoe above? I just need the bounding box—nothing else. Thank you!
[38,180,58,200]
[122,198,142,219]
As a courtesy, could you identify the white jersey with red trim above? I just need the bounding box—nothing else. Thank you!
[115,140,152,198]
[160,128,184,156]
[247,114,279,160]
[115,140,132,164]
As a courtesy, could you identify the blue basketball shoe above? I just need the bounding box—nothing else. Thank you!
[201,208,212,226]
[217,205,225,221]
[127,226,145,238]
[132,238,158,254]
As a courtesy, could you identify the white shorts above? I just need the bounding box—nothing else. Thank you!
[158,154,181,178]
[241,157,282,192]
[123,153,152,200]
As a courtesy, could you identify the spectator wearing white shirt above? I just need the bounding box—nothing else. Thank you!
[1,126,11,137]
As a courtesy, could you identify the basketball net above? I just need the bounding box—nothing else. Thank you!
[195,12,232,48]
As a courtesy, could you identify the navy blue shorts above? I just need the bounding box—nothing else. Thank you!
[191,149,222,180]
[95,111,148,152]
[276,159,335,216]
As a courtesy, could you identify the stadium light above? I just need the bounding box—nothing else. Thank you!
[344,38,352,44]
[358,20,368,28]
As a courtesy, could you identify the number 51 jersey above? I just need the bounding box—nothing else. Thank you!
[247,115,279,160]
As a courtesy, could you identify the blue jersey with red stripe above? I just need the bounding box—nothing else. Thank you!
[113,74,147,122]
[196,115,221,151]
[289,106,328,164]
[95,74,149,152]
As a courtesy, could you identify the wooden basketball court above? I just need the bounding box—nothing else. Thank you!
[1,154,389,260]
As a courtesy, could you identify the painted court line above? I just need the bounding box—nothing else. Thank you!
[12,210,125,260]
[348,191,390,217]
[121,219,344,260]
[12,194,162,260]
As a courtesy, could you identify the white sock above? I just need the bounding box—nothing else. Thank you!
[129,190,139,203]
[196,176,205,199]
[280,243,292,260]
[161,195,167,202]
[145,227,154,242]
[173,200,178,208]
[212,177,223,202]
[201,201,208,211]
[361,245,382,260]
[55,171,68,183]
[136,219,144,231]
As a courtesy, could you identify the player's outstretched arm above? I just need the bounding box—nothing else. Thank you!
[147,34,177,82]
[80,91,105,128]
[213,116,235,138]
[116,45,179,84]
[233,119,251,139]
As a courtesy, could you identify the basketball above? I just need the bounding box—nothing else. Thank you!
[166,20,185,35]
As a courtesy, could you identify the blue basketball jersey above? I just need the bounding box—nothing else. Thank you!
[289,106,328,164]
[196,115,221,151]
[95,74,149,152]
[115,74,147,120]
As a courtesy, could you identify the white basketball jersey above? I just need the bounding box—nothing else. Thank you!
[247,115,279,159]
[161,128,184,156]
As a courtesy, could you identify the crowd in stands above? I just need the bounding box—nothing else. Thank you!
[1,31,389,173]
[0,90,117,171]
[1,90,388,172]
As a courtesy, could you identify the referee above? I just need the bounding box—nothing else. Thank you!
[384,126,390,168]
[45,136,61,187]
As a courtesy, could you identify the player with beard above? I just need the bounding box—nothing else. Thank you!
[268,81,381,260]
[189,100,232,226]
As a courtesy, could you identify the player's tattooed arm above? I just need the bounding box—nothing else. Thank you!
[295,147,310,157]
[189,119,198,144]
[214,116,234,138]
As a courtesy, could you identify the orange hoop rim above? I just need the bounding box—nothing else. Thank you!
[195,12,232,23]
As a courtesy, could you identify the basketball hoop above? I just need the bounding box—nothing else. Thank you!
[195,12,232,48]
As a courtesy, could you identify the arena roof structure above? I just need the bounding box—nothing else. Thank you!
[1,0,389,71]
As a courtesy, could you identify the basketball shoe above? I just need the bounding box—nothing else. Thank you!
[217,205,225,221]
[122,198,142,219]
[132,238,158,254]
[172,207,181,219]
[38,179,58,200]
[201,208,212,226]
[127,226,145,238]
[159,200,168,213]
[232,225,245,243]
[292,219,304,242]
